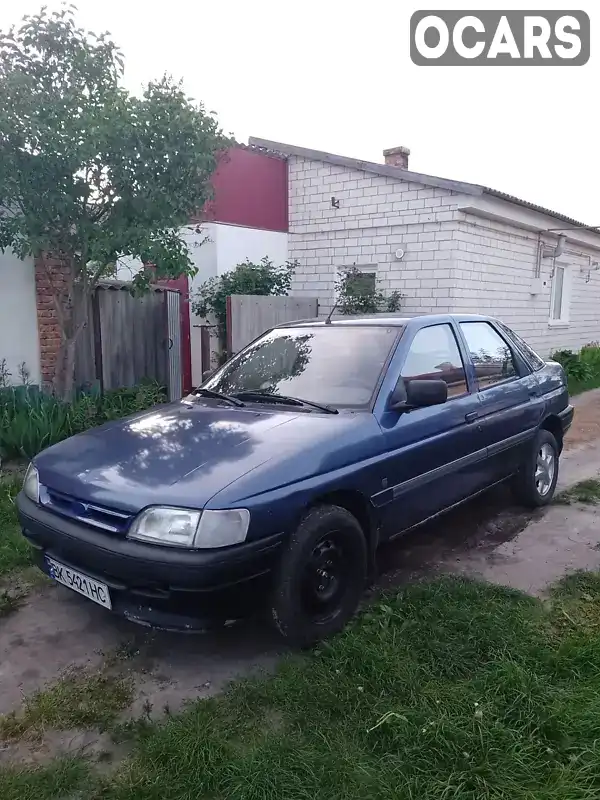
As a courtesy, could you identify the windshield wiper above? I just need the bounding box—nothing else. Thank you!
[233,391,338,414]
[193,388,245,407]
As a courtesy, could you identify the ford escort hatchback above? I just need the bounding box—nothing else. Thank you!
[17,314,573,645]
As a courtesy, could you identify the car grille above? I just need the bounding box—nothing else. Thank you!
[39,486,132,534]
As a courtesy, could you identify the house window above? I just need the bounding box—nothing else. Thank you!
[550,264,570,324]
[336,265,378,314]
[345,269,376,295]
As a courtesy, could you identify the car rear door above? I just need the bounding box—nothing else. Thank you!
[456,320,542,480]
[373,321,489,538]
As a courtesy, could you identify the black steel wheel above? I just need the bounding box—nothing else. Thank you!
[270,505,368,647]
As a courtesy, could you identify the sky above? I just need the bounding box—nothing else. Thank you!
[1,0,598,225]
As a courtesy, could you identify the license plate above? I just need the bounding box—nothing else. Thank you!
[46,557,112,610]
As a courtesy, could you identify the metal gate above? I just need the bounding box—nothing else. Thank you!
[166,289,183,401]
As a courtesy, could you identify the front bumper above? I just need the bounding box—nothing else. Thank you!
[559,404,575,437]
[17,493,284,631]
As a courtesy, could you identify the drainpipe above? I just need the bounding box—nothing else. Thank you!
[542,234,567,260]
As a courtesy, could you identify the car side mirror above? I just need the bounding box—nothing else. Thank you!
[202,369,214,383]
[389,379,448,411]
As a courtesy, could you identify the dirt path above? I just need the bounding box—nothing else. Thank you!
[563,388,600,451]
[2,389,600,763]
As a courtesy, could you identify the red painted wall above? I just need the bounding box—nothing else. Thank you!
[203,147,288,233]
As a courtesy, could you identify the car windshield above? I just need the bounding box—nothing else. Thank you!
[203,325,400,409]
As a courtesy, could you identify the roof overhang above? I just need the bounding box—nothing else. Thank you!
[249,136,598,244]
[456,194,600,251]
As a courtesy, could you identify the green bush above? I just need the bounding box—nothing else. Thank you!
[550,344,600,394]
[0,381,166,461]
[580,342,600,373]
[550,349,592,382]
[336,266,403,315]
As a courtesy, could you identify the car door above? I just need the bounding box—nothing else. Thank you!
[374,321,489,539]
[457,320,541,480]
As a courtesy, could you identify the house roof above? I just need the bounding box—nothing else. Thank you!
[248,136,596,233]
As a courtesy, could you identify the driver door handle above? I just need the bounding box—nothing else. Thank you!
[465,411,478,423]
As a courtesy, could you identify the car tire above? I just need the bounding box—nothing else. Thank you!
[511,429,559,508]
[270,504,368,647]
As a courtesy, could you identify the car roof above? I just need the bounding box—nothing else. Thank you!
[274,313,497,329]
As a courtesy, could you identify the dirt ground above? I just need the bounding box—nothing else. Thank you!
[2,389,600,764]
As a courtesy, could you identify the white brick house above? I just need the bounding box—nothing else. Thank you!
[250,137,600,356]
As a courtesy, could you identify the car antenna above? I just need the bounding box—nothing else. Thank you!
[324,300,339,325]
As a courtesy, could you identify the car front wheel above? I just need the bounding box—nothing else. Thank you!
[270,504,368,647]
[512,429,559,508]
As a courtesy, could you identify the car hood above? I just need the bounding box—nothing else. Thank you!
[34,399,306,512]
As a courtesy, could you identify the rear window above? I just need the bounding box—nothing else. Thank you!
[497,322,545,371]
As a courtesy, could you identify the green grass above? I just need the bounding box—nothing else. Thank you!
[0,589,22,616]
[4,576,600,799]
[5,575,598,800]
[549,571,600,636]
[0,758,90,800]
[0,669,134,742]
[555,478,600,505]
[101,577,600,800]
[568,375,600,396]
[0,472,31,578]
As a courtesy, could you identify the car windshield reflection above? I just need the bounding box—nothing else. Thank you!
[203,325,400,409]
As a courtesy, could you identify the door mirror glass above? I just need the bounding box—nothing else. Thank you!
[389,379,448,410]
[407,378,448,407]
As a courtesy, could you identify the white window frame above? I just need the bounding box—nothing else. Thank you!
[549,262,571,327]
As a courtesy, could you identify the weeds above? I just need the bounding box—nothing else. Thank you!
[3,576,600,798]
[551,344,600,395]
[0,669,134,741]
[0,759,90,800]
[549,571,600,636]
[0,473,31,577]
[0,381,166,461]
[0,589,21,616]
[555,478,600,505]
[85,578,600,799]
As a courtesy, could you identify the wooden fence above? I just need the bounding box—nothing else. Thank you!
[75,283,182,399]
[226,295,319,354]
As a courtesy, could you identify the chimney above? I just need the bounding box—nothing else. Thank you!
[383,145,410,169]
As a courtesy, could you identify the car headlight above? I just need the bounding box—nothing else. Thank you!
[23,463,39,503]
[127,507,250,549]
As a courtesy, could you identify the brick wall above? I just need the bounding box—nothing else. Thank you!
[34,255,71,388]
[287,155,461,315]
[451,215,600,355]
[287,155,600,356]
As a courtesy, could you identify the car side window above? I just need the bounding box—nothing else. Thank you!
[497,322,545,371]
[460,322,517,389]
[401,324,468,398]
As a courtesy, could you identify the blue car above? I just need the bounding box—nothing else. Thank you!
[17,314,573,645]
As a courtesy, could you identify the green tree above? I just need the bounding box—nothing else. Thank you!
[0,5,226,398]
[192,257,297,358]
